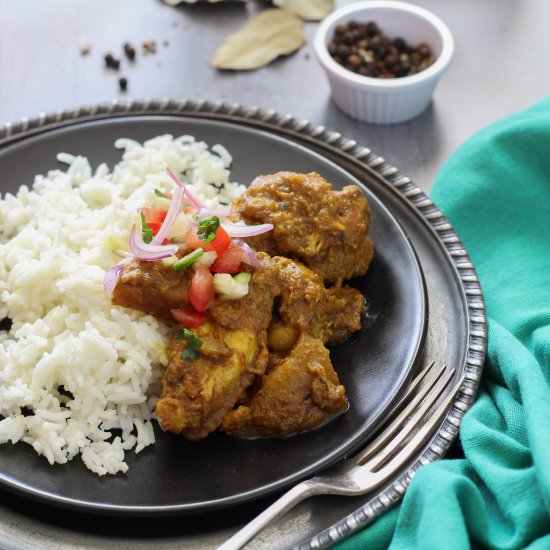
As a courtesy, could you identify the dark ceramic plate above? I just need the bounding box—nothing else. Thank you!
[0,115,427,515]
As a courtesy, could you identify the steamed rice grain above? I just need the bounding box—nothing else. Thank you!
[0,134,245,475]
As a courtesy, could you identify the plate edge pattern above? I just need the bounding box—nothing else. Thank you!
[0,98,487,548]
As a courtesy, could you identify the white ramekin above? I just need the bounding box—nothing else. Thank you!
[313,1,454,124]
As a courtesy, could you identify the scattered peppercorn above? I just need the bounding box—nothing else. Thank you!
[104,53,120,70]
[328,20,436,79]
[142,40,157,55]
[80,43,91,56]
[123,42,136,61]
[118,77,128,92]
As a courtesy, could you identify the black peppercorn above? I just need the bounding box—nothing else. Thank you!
[366,21,379,37]
[342,32,356,46]
[384,54,399,67]
[393,37,406,51]
[400,61,411,74]
[347,54,362,68]
[118,77,128,91]
[337,44,350,58]
[104,53,120,70]
[123,42,136,61]
[417,43,431,58]
[327,19,435,79]
[410,51,422,65]
[350,29,364,42]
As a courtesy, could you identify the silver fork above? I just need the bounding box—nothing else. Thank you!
[218,363,465,550]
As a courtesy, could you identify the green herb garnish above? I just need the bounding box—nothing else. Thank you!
[197,215,220,244]
[182,347,201,361]
[140,212,154,244]
[173,248,204,271]
[154,188,169,198]
[176,328,203,361]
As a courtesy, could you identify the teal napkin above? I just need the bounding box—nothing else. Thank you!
[336,97,550,549]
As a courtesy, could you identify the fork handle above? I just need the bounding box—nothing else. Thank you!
[217,480,322,550]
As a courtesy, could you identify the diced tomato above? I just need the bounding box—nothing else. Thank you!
[210,242,247,274]
[142,208,167,236]
[184,229,203,250]
[206,225,231,255]
[170,306,207,328]
[188,264,215,312]
[184,225,231,255]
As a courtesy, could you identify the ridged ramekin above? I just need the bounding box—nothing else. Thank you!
[313,1,454,124]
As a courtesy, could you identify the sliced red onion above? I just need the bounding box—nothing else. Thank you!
[103,263,125,295]
[234,239,260,268]
[151,187,186,245]
[167,167,183,188]
[167,168,204,209]
[221,221,274,238]
[129,225,178,261]
[196,207,230,219]
[182,186,204,209]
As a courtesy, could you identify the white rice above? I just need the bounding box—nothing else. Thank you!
[0,134,245,475]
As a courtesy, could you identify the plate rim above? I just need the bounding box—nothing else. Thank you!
[0,99,486,549]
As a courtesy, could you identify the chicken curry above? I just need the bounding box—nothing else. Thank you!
[109,171,374,440]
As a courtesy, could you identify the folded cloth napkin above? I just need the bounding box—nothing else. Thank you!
[336,97,550,549]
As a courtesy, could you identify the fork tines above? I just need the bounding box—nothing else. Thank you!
[356,362,455,470]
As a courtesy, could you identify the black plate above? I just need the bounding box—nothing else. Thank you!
[0,115,427,515]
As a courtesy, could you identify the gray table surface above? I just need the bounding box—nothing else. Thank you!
[2,0,550,195]
[0,0,548,548]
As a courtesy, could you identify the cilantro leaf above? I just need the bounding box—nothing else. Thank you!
[140,212,154,244]
[176,328,203,348]
[154,188,169,198]
[182,347,201,361]
[176,328,203,361]
[172,249,204,272]
[197,216,220,244]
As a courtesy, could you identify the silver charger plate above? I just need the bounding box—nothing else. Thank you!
[0,99,486,549]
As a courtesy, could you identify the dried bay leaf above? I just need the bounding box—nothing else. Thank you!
[272,0,333,21]
[212,9,306,70]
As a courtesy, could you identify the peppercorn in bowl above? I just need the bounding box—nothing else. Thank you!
[313,0,454,124]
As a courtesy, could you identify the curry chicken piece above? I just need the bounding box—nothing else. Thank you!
[155,253,280,440]
[266,255,364,353]
[111,258,192,321]
[220,334,348,438]
[230,171,374,284]
[156,320,264,440]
